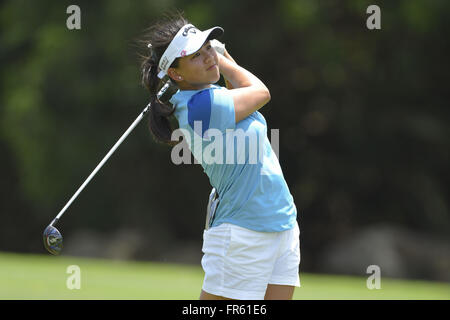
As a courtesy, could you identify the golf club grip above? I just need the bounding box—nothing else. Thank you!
[54,104,150,222]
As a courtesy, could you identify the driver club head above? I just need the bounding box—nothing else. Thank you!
[43,225,63,255]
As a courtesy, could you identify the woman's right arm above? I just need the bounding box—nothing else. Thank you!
[218,53,271,123]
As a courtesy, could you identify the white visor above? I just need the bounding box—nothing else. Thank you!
[157,24,224,79]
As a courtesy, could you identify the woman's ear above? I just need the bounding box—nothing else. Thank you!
[167,68,183,82]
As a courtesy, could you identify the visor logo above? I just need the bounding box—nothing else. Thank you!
[182,26,197,36]
[180,50,187,57]
[160,57,169,70]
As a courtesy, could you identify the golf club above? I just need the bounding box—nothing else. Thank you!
[43,80,178,255]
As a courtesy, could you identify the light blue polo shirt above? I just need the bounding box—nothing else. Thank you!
[170,85,297,232]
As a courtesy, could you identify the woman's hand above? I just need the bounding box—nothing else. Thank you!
[211,39,225,55]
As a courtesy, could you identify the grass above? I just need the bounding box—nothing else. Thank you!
[0,251,448,299]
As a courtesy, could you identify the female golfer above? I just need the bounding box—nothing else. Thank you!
[141,12,300,300]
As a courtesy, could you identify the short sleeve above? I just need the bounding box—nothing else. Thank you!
[187,87,235,137]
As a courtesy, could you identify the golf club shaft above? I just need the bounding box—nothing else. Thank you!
[52,103,151,226]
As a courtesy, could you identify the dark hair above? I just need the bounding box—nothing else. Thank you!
[139,11,189,146]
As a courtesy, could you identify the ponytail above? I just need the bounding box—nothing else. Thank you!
[139,11,189,146]
[142,55,177,146]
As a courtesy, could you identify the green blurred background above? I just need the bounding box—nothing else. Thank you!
[0,0,449,298]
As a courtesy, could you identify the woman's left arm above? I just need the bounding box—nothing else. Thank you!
[212,40,236,90]
[222,49,236,90]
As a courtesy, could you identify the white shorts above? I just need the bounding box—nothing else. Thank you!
[201,222,301,300]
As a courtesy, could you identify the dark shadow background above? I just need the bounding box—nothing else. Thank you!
[1,0,448,281]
